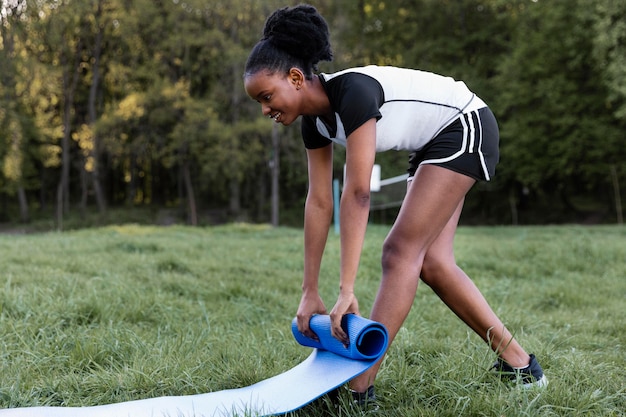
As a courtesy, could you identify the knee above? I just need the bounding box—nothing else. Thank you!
[381,237,400,272]
[381,235,421,277]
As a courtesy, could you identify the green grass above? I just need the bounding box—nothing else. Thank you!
[0,224,624,416]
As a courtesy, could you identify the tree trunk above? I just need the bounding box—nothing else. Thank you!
[17,187,29,223]
[228,24,242,219]
[271,123,280,227]
[80,166,88,218]
[182,161,197,226]
[56,38,82,230]
[509,186,518,226]
[88,0,107,213]
[127,155,137,205]
[229,177,241,217]
[56,91,72,230]
[2,7,29,224]
[610,164,623,225]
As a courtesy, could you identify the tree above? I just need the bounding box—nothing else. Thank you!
[83,0,108,214]
[593,0,626,121]
[18,0,98,229]
[494,0,625,223]
[593,0,625,223]
[1,0,621,226]
[0,0,37,222]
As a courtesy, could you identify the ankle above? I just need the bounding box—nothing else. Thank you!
[500,353,531,369]
[350,385,377,408]
[349,380,373,393]
[349,384,374,395]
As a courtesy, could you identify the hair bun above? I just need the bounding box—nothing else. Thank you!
[262,4,333,65]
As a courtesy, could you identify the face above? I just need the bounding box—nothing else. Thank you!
[244,69,303,126]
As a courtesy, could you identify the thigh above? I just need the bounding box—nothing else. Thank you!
[424,197,464,264]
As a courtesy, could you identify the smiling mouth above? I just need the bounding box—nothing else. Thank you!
[269,112,281,122]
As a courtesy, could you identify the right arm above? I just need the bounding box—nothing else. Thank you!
[297,143,334,339]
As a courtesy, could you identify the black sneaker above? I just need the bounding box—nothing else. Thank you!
[350,385,379,409]
[493,354,548,388]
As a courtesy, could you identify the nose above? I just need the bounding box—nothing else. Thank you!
[261,104,272,116]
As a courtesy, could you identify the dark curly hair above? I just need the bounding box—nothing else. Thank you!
[244,4,333,80]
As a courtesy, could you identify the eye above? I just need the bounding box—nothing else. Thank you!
[263,94,271,101]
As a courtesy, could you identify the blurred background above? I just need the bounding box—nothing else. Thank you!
[0,0,624,230]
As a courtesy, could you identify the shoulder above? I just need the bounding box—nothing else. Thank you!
[320,68,384,102]
[318,69,384,137]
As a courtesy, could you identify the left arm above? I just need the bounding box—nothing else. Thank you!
[329,118,377,343]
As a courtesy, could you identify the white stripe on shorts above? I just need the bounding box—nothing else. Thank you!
[420,110,491,181]
[420,113,470,165]
[467,112,476,153]
[475,112,491,181]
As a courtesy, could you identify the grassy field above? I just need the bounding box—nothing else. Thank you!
[0,224,624,416]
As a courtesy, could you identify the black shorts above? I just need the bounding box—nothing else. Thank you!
[407,107,499,181]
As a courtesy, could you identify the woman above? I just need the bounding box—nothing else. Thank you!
[243,4,547,405]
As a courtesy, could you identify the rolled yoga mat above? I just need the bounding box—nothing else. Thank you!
[0,314,388,417]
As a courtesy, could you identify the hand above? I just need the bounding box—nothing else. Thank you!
[296,290,327,341]
[329,290,360,346]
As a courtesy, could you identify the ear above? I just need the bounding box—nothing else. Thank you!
[288,67,305,90]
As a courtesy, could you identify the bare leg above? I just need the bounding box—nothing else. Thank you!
[420,201,530,367]
[350,165,530,392]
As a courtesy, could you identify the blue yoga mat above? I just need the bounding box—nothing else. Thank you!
[0,314,387,417]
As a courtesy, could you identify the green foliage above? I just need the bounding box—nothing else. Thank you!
[593,0,626,120]
[0,224,624,416]
[0,2,39,195]
[0,0,624,225]
[492,0,625,221]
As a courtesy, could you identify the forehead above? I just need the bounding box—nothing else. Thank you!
[244,71,284,98]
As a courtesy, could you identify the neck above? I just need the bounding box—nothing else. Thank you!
[302,75,332,118]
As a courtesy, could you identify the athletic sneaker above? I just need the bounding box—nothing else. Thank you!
[493,354,548,388]
[350,385,379,409]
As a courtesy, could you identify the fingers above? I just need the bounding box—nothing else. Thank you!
[330,311,349,346]
[296,291,362,347]
[296,313,320,341]
[329,296,360,347]
[296,292,327,341]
